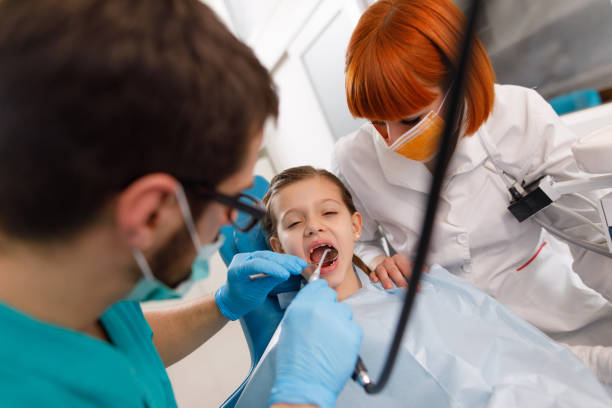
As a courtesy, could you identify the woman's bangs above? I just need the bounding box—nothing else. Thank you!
[347,35,438,121]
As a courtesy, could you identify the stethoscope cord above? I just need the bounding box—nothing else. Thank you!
[358,0,485,394]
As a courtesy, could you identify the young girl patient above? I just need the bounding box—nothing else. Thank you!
[235,166,612,408]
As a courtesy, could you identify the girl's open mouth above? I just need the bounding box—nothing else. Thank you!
[309,243,339,273]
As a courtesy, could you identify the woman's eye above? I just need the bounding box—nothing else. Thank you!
[401,117,421,126]
[323,211,337,216]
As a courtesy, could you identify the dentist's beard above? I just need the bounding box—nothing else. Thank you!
[149,225,195,288]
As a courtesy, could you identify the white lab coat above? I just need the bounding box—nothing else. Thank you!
[333,84,612,346]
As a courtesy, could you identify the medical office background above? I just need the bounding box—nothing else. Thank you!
[146,1,612,407]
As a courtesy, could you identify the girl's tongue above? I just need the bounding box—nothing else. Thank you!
[311,245,339,267]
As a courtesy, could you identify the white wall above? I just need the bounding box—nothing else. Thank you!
[265,53,337,171]
[263,0,365,171]
[205,0,363,172]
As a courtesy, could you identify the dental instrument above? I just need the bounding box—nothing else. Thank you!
[247,263,321,281]
[248,250,338,281]
[248,273,270,280]
[304,248,329,283]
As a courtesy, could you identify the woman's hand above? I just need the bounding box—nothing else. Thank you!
[369,254,426,290]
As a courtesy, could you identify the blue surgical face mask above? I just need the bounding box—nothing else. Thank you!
[125,184,225,301]
[173,235,225,296]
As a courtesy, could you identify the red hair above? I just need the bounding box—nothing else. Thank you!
[345,0,495,135]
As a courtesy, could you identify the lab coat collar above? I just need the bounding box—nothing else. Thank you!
[372,124,488,193]
[372,125,432,193]
[446,128,489,178]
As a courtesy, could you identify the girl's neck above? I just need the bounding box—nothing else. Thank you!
[335,263,362,301]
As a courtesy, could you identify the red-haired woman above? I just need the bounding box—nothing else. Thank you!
[333,0,612,384]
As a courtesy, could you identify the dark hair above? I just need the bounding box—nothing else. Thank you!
[262,166,371,275]
[0,0,278,240]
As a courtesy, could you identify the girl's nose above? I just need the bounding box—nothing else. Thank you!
[304,221,325,236]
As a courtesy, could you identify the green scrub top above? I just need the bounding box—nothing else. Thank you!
[0,300,177,407]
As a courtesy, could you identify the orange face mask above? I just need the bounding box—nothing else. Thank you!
[386,93,448,162]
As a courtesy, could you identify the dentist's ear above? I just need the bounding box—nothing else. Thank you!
[115,173,180,250]
[351,211,363,241]
[269,237,285,254]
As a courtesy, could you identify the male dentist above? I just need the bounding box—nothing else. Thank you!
[0,1,362,407]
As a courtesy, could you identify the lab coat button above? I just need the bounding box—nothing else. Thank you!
[457,234,468,245]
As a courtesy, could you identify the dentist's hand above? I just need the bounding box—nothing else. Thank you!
[215,251,306,320]
[269,280,363,408]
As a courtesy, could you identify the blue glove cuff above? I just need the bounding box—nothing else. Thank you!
[268,379,337,408]
[214,286,240,321]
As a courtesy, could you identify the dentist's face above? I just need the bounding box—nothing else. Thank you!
[370,87,444,146]
[269,176,362,289]
[150,130,263,287]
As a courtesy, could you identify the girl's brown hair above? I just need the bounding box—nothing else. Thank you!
[262,166,371,275]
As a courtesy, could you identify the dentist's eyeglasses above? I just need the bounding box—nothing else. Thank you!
[181,180,266,233]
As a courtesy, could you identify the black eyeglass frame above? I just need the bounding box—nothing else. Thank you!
[180,180,266,233]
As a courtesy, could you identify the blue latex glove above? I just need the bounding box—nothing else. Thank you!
[269,279,363,408]
[215,251,306,320]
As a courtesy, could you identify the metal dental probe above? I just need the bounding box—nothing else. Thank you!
[304,248,329,283]
[248,264,320,280]
[248,263,321,281]
[248,250,336,280]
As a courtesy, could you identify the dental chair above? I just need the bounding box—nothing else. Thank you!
[218,175,301,408]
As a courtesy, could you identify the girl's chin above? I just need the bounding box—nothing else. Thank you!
[322,275,342,288]
[321,268,345,288]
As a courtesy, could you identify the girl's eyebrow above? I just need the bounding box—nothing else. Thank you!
[279,208,301,221]
[318,198,342,206]
[279,206,307,223]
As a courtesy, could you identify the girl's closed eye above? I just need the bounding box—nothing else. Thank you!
[287,220,301,229]
[323,210,337,216]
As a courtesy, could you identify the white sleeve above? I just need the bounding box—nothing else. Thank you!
[332,149,386,268]
[523,89,612,301]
